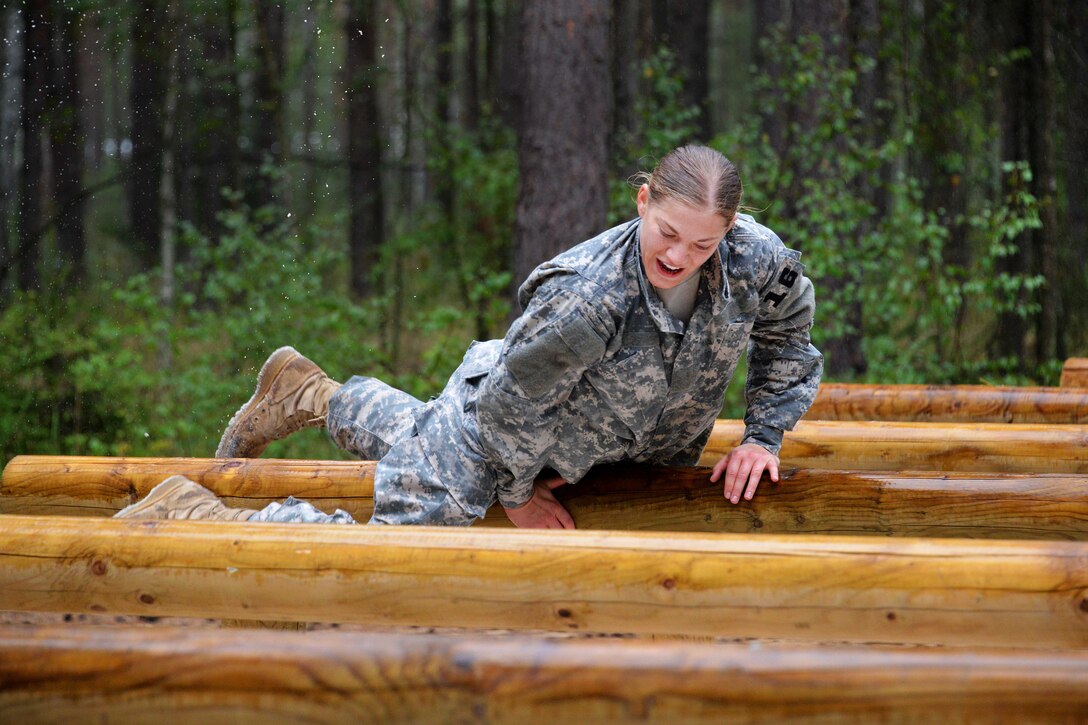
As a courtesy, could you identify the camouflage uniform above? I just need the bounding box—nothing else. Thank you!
[259,215,822,526]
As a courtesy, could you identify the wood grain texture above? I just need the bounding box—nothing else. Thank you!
[0,516,1085,647]
[806,383,1088,423]
[0,456,378,517]
[1061,358,1088,388]
[702,419,1088,473]
[4,458,1088,540]
[1,624,1086,724]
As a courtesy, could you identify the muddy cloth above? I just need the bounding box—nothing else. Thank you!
[324,215,822,524]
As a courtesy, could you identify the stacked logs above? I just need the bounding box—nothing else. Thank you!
[2,364,1087,721]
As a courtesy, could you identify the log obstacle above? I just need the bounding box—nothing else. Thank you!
[1062,358,1088,388]
[0,456,378,518]
[2,625,1086,724]
[4,457,1088,539]
[0,516,1085,648]
[703,419,1088,473]
[806,383,1088,423]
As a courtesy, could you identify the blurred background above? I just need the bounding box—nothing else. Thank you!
[1,0,1085,463]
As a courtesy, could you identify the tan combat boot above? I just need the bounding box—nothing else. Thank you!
[114,476,258,521]
[215,346,341,458]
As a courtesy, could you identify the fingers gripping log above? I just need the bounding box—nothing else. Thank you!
[0,516,1085,648]
[4,457,1088,539]
[806,383,1088,423]
[703,420,1088,473]
[2,625,1087,723]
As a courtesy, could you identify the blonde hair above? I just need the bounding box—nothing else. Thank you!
[632,146,743,220]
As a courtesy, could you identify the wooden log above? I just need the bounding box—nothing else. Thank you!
[1061,358,1088,388]
[806,383,1088,423]
[702,419,1088,473]
[4,457,1088,540]
[0,456,379,518]
[2,625,1087,724]
[0,516,1085,647]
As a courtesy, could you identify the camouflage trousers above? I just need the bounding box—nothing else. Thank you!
[250,375,482,526]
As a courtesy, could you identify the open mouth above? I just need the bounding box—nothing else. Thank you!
[657,259,684,278]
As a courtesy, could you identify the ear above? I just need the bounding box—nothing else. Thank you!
[723,213,738,234]
[636,184,650,218]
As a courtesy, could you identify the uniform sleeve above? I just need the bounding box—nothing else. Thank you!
[742,250,824,454]
[476,279,612,508]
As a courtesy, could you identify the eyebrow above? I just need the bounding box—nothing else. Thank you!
[659,218,720,245]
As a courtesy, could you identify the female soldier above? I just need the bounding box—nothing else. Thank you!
[117,145,823,528]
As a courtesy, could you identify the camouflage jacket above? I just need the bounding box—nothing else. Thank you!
[414,216,822,513]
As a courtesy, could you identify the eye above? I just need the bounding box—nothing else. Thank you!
[694,243,713,252]
[660,229,676,238]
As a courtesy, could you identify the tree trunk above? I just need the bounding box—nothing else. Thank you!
[514,0,611,300]
[611,0,640,157]
[435,0,455,217]
[17,0,51,292]
[251,0,285,210]
[346,0,384,298]
[657,0,710,140]
[496,0,522,129]
[49,2,86,285]
[1062,0,1088,349]
[790,0,865,377]
[753,0,789,167]
[464,0,480,132]
[993,0,1033,369]
[77,15,104,173]
[128,0,169,268]
[299,0,318,225]
[1030,0,1060,363]
[0,6,23,300]
[193,0,240,241]
[159,0,180,371]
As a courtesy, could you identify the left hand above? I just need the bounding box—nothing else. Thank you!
[709,443,779,504]
[502,474,574,529]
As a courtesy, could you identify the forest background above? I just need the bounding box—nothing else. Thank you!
[2,0,1085,464]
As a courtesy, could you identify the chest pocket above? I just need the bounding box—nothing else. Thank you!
[584,346,667,439]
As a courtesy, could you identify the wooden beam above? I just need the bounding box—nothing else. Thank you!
[0,516,1084,647]
[806,383,1088,423]
[4,457,1087,540]
[0,456,378,518]
[702,420,1088,473]
[1061,358,1088,388]
[2,625,1086,723]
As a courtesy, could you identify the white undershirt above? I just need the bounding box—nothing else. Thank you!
[654,271,700,324]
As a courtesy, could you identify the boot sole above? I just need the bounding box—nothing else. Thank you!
[215,346,301,458]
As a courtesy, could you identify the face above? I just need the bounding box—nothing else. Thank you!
[637,184,734,289]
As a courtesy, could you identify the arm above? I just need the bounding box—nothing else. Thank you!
[711,249,824,503]
[475,277,612,514]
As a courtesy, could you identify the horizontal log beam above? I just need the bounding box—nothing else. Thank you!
[702,420,1088,473]
[0,516,1085,647]
[2,625,1087,723]
[807,383,1088,423]
[0,456,379,518]
[1062,358,1088,388]
[4,457,1087,540]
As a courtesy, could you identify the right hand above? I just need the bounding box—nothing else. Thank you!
[502,474,575,529]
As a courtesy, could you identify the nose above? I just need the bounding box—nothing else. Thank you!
[663,243,687,267]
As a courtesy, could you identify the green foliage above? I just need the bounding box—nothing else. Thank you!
[373,119,517,397]
[1,204,376,464]
[0,115,522,466]
[609,47,704,225]
[714,32,1048,385]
